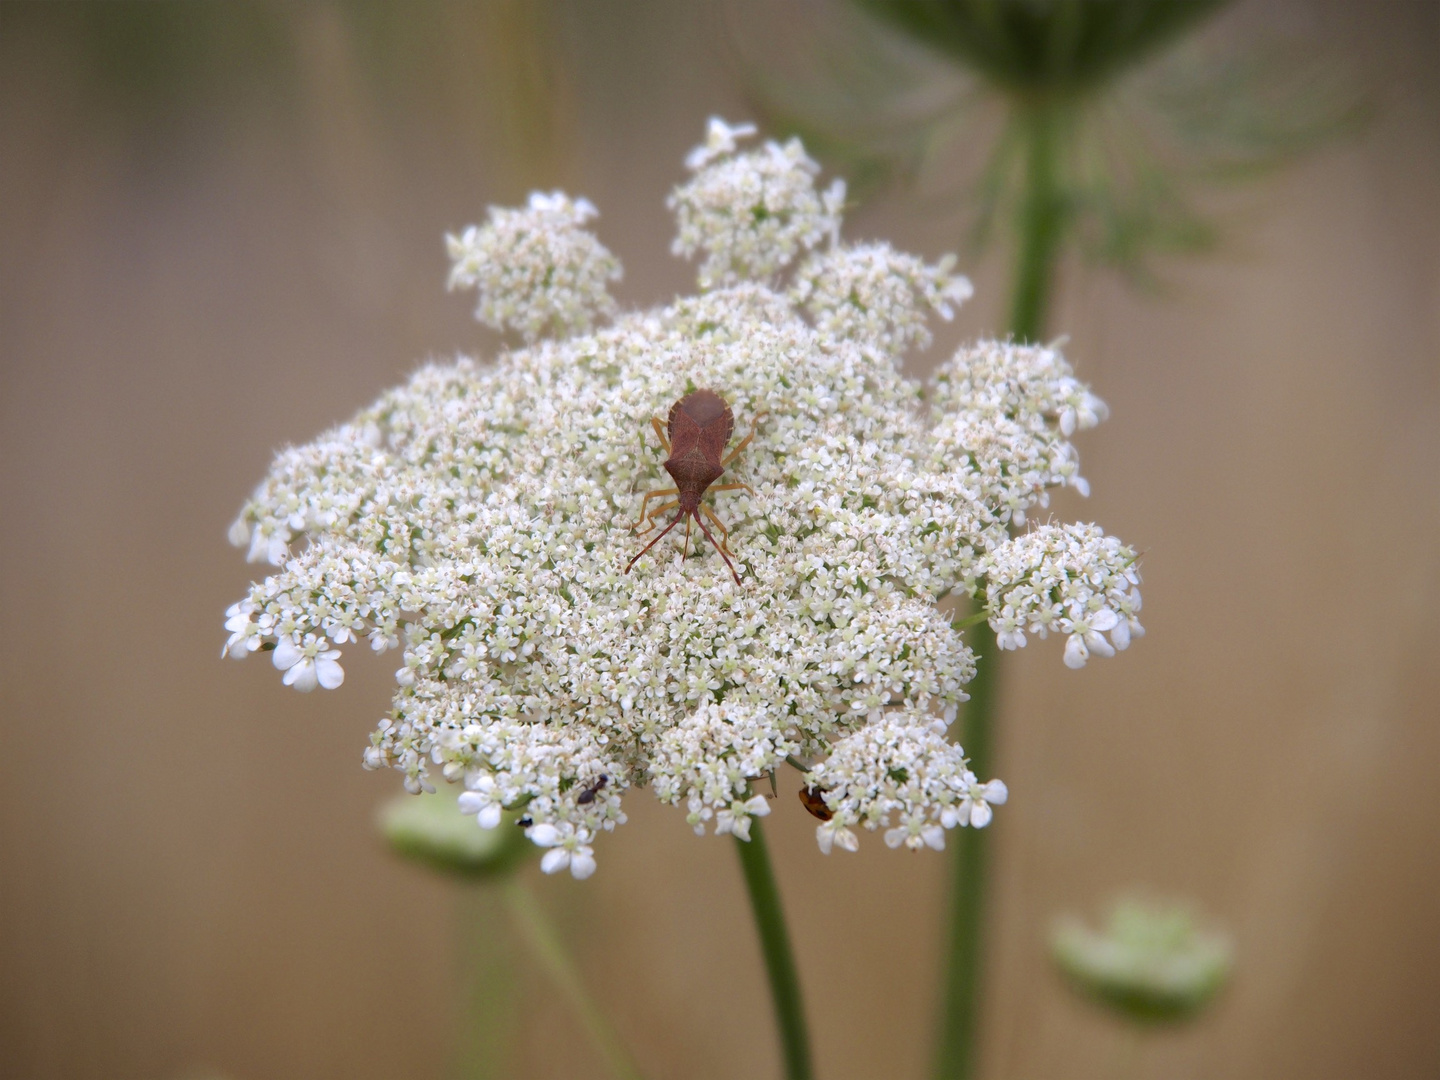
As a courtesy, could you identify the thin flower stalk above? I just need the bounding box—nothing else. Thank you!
[734,820,813,1080]
[502,879,646,1080]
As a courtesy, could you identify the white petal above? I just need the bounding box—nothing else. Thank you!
[816,825,835,855]
[539,849,570,875]
[457,791,487,815]
[527,824,560,848]
[227,518,251,547]
[246,530,269,563]
[1064,635,1088,669]
[970,801,994,828]
[1110,620,1131,651]
[981,779,1008,805]
[272,638,302,671]
[834,827,859,853]
[283,660,319,692]
[477,804,503,829]
[1085,631,1116,659]
[315,656,345,690]
[744,795,770,817]
[569,851,597,879]
[884,827,907,849]
[1090,609,1119,632]
[921,825,946,850]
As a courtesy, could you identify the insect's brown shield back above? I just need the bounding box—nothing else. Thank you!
[669,389,734,465]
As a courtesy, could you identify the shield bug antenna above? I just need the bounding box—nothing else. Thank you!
[625,389,764,586]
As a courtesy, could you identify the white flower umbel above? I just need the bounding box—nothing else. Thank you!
[792,243,973,357]
[804,715,1004,852]
[446,191,621,342]
[670,120,845,288]
[980,523,1143,668]
[225,119,1142,871]
[650,702,796,841]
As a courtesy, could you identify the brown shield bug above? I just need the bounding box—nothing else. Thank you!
[625,389,764,585]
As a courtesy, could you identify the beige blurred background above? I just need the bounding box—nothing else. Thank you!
[1,2,1437,1078]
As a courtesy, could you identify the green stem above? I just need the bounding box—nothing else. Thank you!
[935,94,1068,1080]
[1008,99,1067,343]
[502,878,645,1080]
[457,885,516,1080]
[734,820,814,1080]
[934,618,999,1080]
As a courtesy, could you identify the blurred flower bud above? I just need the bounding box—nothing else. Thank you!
[379,789,533,881]
[855,0,1226,96]
[1050,897,1233,1023]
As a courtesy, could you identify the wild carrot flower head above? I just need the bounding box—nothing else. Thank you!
[224,119,1141,876]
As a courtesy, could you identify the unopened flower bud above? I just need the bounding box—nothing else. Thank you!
[1050,898,1233,1023]
[379,789,532,880]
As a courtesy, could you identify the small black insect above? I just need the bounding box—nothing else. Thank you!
[576,774,610,806]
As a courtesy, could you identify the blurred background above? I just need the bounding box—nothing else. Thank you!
[1,1,1436,1078]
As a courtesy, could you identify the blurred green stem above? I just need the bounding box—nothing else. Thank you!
[936,102,1065,1079]
[735,820,814,1080]
[501,878,645,1080]
[1009,99,1067,344]
[934,618,999,1080]
[457,885,516,1080]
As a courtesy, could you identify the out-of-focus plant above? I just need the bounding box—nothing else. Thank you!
[730,0,1364,333]
[726,4,1359,1076]
[381,785,537,880]
[1051,897,1233,1023]
[854,0,1229,336]
[381,790,643,1080]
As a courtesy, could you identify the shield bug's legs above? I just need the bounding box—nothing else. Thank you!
[701,503,730,541]
[701,504,736,557]
[625,510,687,575]
[649,417,671,456]
[637,499,680,536]
[632,487,679,531]
[625,389,749,587]
[694,514,742,585]
[720,411,767,468]
[707,482,755,498]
